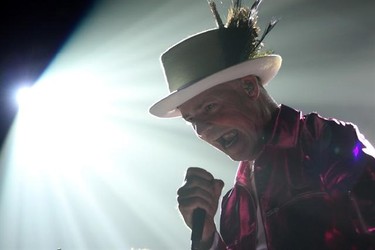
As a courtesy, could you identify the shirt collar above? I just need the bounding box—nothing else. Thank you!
[266,104,302,148]
[236,105,302,185]
[235,160,253,187]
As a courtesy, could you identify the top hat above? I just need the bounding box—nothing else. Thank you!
[149,0,282,118]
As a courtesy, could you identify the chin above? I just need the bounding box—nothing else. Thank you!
[227,155,242,161]
[225,151,252,162]
[214,142,255,161]
[223,144,256,162]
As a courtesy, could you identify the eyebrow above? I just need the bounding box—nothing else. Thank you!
[179,95,218,120]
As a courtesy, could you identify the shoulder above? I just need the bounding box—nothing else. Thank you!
[300,111,371,157]
[302,112,358,140]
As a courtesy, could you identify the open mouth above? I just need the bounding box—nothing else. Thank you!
[216,130,239,149]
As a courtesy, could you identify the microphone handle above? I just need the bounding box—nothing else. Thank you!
[191,208,206,250]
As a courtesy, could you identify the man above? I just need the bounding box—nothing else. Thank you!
[149,0,375,249]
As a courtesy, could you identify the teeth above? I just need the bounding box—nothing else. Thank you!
[218,130,238,149]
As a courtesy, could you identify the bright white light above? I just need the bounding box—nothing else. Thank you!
[0,1,236,249]
[15,86,32,107]
[14,70,131,177]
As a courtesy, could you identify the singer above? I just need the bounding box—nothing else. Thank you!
[149,0,375,249]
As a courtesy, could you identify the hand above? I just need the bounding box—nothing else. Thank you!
[177,167,224,247]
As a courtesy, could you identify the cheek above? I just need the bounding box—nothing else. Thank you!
[213,106,250,123]
[231,111,264,141]
[209,104,262,132]
[223,109,256,129]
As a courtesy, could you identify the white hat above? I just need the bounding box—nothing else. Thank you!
[149,1,282,118]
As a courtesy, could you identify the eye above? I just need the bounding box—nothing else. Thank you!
[204,103,217,113]
[183,116,193,124]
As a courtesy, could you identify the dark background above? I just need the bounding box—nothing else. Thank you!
[0,0,95,148]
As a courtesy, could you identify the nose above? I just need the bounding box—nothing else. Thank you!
[193,120,211,140]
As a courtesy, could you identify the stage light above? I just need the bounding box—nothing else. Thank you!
[15,86,32,108]
[2,0,372,249]
[0,2,233,249]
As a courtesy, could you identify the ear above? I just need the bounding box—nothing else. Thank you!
[241,75,260,100]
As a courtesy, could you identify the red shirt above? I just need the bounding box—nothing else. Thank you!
[217,105,375,250]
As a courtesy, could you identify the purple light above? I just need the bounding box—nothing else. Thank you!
[352,143,361,159]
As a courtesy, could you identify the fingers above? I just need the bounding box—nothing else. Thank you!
[213,179,225,197]
[183,167,223,197]
[177,167,224,228]
[185,167,215,182]
[177,186,214,216]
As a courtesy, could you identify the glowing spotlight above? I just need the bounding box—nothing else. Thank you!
[15,85,33,108]
[0,1,236,249]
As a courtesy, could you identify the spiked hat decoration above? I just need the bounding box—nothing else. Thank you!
[149,0,282,118]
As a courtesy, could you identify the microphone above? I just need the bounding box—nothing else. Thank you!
[191,208,206,250]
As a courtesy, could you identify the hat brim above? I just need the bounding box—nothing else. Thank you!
[149,55,282,118]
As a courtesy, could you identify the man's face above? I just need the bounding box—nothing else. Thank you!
[178,78,266,161]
